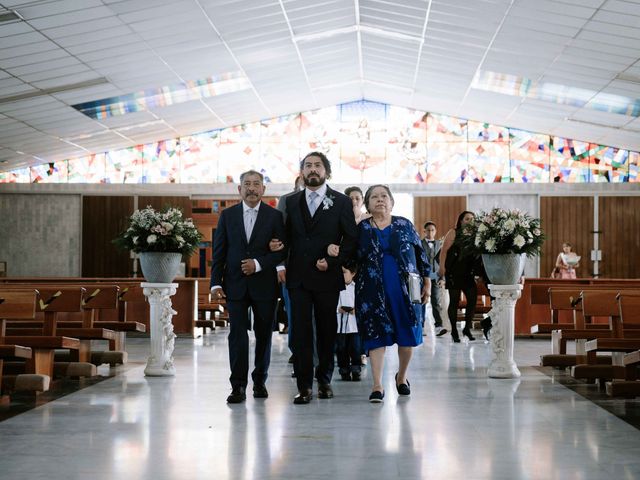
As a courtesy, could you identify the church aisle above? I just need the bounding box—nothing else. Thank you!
[0,331,638,480]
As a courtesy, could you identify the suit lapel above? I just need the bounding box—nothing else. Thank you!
[234,203,248,246]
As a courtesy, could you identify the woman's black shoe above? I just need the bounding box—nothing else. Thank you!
[369,390,385,403]
[452,335,461,343]
[462,329,475,341]
[481,317,492,340]
[395,373,410,396]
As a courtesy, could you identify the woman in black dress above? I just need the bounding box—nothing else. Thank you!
[438,211,480,343]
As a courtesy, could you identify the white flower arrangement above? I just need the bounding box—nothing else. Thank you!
[114,206,202,256]
[464,207,544,257]
[322,194,335,210]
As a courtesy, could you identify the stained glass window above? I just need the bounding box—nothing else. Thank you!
[2,100,638,184]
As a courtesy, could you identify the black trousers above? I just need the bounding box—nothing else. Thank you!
[290,288,339,391]
[447,283,477,338]
[227,296,276,389]
[336,333,362,374]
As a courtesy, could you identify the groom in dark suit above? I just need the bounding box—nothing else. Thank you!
[211,170,286,403]
[285,152,358,404]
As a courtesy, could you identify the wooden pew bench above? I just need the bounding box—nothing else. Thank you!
[605,350,640,397]
[4,285,124,367]
[577,293,640,391]
[0,289,57,393]
[539,288,640,368]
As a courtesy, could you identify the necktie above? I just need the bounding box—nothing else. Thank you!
[308,191,319,216]
[245,208,256,240]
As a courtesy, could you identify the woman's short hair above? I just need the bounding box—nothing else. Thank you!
[455,210,475,230]
[299,151,332,178]
[364,184,394,213]
[344,186,363,197]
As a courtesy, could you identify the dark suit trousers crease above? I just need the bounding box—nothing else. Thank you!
[290,287,339,391]
[227,296,276,388]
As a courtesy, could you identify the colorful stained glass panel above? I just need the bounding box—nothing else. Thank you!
[510,129,551,183]
[550,137,590,183]
[30,161,68,183]
[68,154,106,183]
[180,131,219,184]
[468,142,510,182]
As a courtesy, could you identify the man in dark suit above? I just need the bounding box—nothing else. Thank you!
[211,170,286,403]
[284,152,358,404]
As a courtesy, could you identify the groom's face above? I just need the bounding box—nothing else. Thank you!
[301,156,326,188]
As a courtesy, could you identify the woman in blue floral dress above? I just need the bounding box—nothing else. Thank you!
[354,185,431,403]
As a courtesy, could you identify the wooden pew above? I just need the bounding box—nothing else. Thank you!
[0,277,198,336]
[4,286,123,366]
[605,350,640,397]
[0,289,75,389]
[577,293,640,391]
[515,278,640,335]
[538,288,639,367]
[195,278,227,332]
[539,288,605,367]
[0,291,34,396]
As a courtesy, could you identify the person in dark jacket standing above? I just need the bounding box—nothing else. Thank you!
[284,152,358,404]
[211,170,286,403]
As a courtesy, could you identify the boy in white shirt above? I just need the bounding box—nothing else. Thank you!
[336,265,362,381]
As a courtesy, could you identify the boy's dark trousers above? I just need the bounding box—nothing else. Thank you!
[336,332,363,376]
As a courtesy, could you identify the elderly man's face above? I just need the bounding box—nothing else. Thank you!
[238,173,265,207]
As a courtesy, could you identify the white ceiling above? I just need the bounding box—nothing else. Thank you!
[1,0,639,173]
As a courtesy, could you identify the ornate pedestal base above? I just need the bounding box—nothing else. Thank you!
[142,283,178,376]
[487,284,523,379]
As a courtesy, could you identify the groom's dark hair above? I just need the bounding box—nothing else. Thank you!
[300,151,332,179]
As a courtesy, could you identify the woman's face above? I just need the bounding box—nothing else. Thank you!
[349,191,363,209]
[562,244,572,253]
[367,186,393,215]
[461,213,475,226]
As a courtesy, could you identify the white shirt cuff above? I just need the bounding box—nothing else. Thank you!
[253,259,262,272]
[276,265,286,272]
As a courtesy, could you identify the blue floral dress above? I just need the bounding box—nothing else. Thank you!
[355,216,430,350]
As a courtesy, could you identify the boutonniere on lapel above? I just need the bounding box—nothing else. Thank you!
[322,194,335,210]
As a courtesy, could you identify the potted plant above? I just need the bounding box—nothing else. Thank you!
[463,207,545,285]
[114,206,203,283]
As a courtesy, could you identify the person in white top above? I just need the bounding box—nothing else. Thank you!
[335,265,362,381]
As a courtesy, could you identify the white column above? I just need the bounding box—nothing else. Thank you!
[487,284,523,379]
[142,282,178,376]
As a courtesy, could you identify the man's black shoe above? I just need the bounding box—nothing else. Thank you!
[293,388,313,404]
[253,384,268,398]
[318,384,334,399]
[226,387,246,404]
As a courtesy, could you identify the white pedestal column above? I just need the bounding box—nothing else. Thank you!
[487,284,523,379]
[142,282,178,377]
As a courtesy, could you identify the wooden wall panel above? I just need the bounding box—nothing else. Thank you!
[82,196,134,277]
[413,196,467,239]
[599,196,640,278]
[540,197,593,279]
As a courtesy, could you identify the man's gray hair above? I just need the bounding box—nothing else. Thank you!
[239,170,264,183]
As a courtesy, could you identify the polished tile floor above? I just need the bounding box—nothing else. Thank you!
[1,328,639,480]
